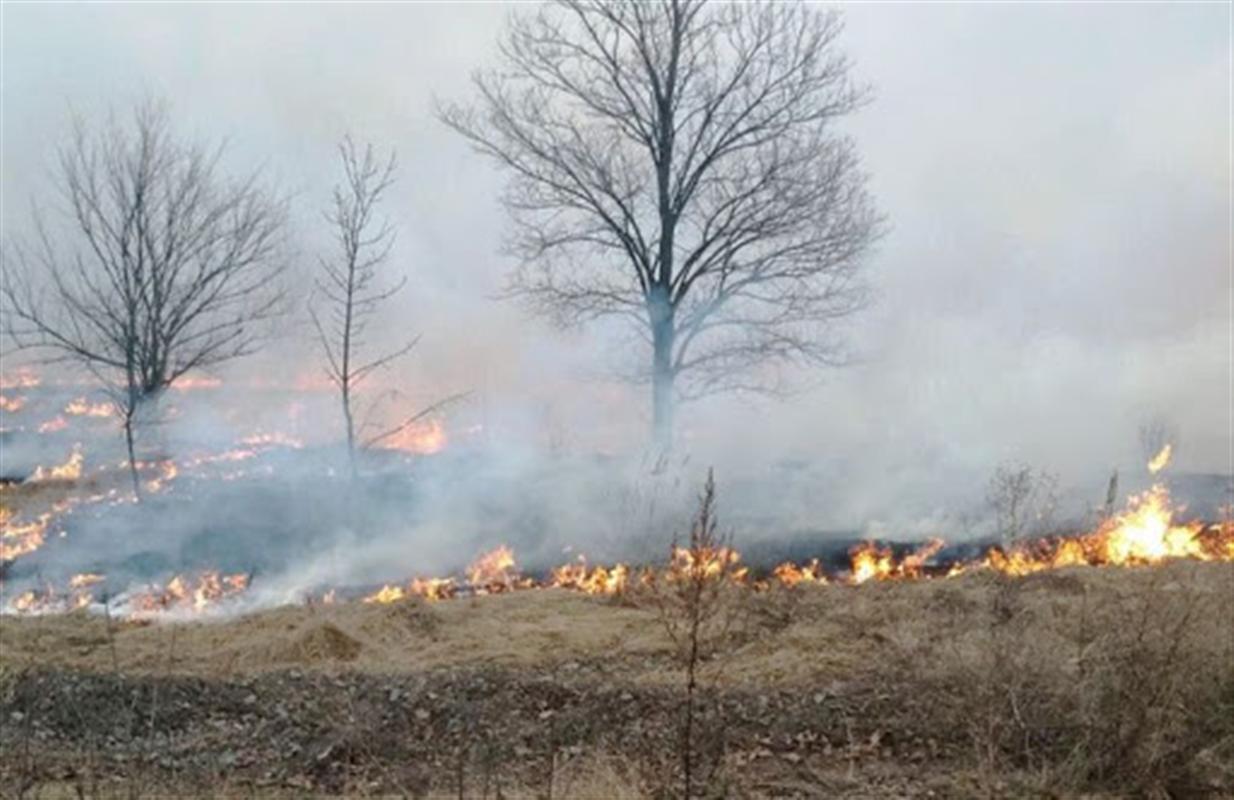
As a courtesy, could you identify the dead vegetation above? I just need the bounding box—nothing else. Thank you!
[648,470,745,797]
[1,557,1230,798]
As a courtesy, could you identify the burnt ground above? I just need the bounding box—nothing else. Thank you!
[1,663,967,799]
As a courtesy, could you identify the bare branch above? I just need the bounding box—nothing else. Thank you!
[1,98,289,496]
[441,1,883,445]
[361,391,471,450]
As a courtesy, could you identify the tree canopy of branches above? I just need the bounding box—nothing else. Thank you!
[441,0,883,448]
[1,100,288,496]
[311,137,465,476]
[986,462,1059,546]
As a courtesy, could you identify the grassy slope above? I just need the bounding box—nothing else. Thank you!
[1,560,1232,798]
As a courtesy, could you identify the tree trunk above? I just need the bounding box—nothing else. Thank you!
[124,414,143,501]
[650,287,675,451]
[342,386,357,481]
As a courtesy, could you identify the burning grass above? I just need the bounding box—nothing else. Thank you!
[1,561,1230,797]
[6,455,1230,616]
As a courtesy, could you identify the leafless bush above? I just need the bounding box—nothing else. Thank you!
[1060,570,1232,793]
[986,462,1059,545]
[649,469,744,798]
[930,566,1234,796]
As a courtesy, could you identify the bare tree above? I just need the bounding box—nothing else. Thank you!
[311,137,467,476]
[986,462,1059,546]
[311,138,411,475]
[440,0,883,448]
[1,100,288,497]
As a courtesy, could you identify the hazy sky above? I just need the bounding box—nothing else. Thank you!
[2,2,1229,503]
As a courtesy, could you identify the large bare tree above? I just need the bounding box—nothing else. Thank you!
[311,137,465,476]
[441,0,883,447]
[1,100,288,496]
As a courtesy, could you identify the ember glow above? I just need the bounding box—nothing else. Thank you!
[0,394,26,413]
[374,419,447,455]
[64,397,114,418]
[0,368,41,390]
[37,416,69,433]
[170,375,223,392]
[30,446,85,482]
[0,509,53,560]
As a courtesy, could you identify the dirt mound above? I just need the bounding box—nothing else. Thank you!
[220,600,437,670]
[260,620,364,664]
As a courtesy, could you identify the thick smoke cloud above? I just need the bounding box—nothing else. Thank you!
[1,1,1228,581]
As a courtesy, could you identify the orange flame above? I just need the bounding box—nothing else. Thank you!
[31,446,84,482]
[550,557,631,595]
[0,368,41,390]
[129,571,250,614]
[375,419,447,455]
[667,545,743,582]
[986,484,1217,575]
[38,416,69,433]
[466,545,522,591]
[170,375,222,392]
[771,559,828,587]
[1147,444,1172,475]
[362,575,460,604]
[0,394,26,413]
[64,398,114,418]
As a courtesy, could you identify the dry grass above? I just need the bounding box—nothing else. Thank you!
[0,590,666,678]
[8,750,647,800]
[2,560,1231,798]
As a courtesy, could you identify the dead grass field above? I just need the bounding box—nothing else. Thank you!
[2,561,1232,798]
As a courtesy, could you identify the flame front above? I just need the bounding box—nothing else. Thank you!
[771,559,828,587]
[128,571,250,615]
[550,558,632,595]
[3,389,1231,619]
[987,484,1217,576]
